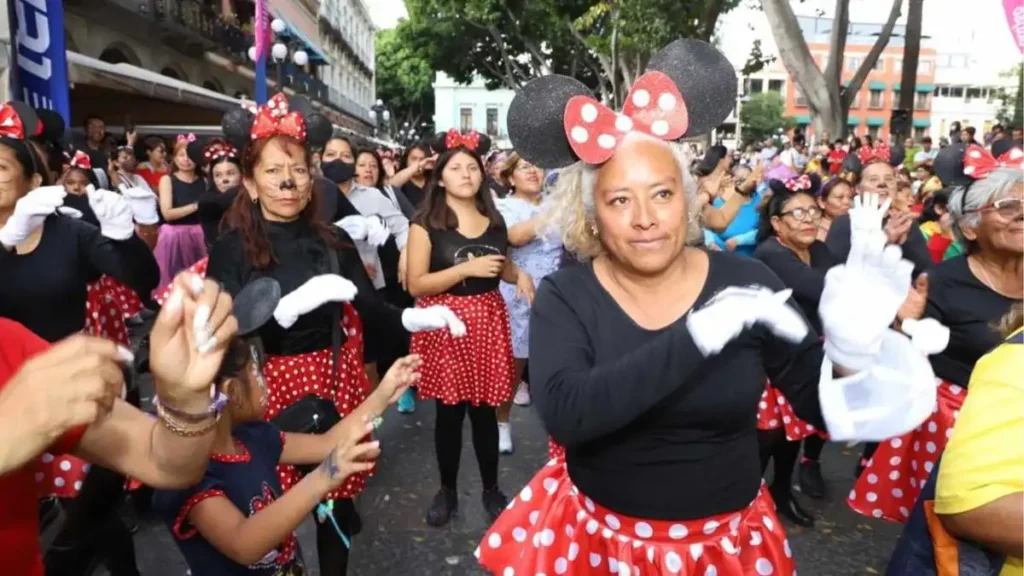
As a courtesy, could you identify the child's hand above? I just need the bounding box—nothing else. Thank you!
[375,355,422,404]
[317,419,380,490]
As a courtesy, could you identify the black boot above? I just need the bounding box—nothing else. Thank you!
[481,488,509,522]
[426,487,458,527]
[798,460,826,500]
[771,488,815,527]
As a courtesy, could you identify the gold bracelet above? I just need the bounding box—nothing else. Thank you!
[157,404,218,437]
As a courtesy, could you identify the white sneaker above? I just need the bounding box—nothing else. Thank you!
[498,422,514,454]
[513,382,531,406]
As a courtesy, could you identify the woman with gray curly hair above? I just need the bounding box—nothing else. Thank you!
[849,146,1023,524]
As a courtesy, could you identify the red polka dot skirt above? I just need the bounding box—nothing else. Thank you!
[756,384,825,442]
[410,290,515,407]
[548,439,566,461]
[847,380,964,523]
[96,275,145,319]
[477,459,796,576]
[152,257,210,306]
[34,453,92,499]
[262,303,371,501]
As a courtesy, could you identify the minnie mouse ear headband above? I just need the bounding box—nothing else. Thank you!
[203,139,239,164]
[32,108,65,145]
[767,173,822,197]
[432,129,492,156]
[507,39,736,169]
[934,141,1024,186]
[69,150,91,170]
[221,93,332,152]
[0,101,40,140]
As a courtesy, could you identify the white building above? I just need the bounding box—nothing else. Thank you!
[929,51,1018,141]
[433,73,515,149]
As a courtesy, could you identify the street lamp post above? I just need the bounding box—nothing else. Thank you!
[368,99,390,139]
[248,19,310,100]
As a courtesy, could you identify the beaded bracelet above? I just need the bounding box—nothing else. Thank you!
[153,388,229,423]
[156,403,219,437]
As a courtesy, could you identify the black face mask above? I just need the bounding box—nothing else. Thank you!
[321,159,355,184]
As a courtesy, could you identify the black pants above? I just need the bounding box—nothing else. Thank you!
[370,285,413,374]
[803,434,825,462]
[757,428,800,495]
[44,466,139,576]
[315,497,358,575]
[435,401,499,490]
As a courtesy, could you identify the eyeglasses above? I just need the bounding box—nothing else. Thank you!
[979,197,1023,218]
[779,206,823,222]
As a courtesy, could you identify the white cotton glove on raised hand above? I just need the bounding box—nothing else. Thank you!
[57,207,83,219]
[86,185,135,240]
[273,274,359,329]
[364,216,390,247]
[686,286,809,357]
[401,306,467,337]
[334,215,389,247]
[0,185,66,248]
[119,184,160,225]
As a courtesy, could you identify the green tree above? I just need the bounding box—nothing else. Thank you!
[996,64,1024,129]
[375,23,436,134]
[740,92,795,146]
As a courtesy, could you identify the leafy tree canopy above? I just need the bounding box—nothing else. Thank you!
[740,91,795,146]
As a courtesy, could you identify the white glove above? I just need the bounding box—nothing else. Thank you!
[273,274,358,329]
[364,216,390,247]
[401,306,467,337]
[57,207,83,219]
[848,192,891,271]
[86,186,135,240]
[900,318,951,356]
[334,215,390,247]
[119,184,160,225]
[334,215,369,241]
[0,185,66,248]
[686,286,808,357]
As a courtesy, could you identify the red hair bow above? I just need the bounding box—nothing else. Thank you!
[857,143,890,166]
[445,129,481,151]
[204,141,238,162]
[963,143,1024,179]
[177,133,197,145]
[0,103,26,139]
[785,174,812,192]
[70,150,92,170]
[251,93,306,142]
[564,71,689,165]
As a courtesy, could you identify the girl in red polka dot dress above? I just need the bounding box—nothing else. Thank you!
[405,131,535,527]
[205,94,465,574]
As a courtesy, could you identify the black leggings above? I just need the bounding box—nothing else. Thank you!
[802,434,826,462]
[435,401,499,490]
[45,465,139,576]
[315,497,357,575]
[757,429,800,495]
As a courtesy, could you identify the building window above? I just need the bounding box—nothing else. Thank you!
[867,125,880,139]
[847,57,861,72]
[950,86,964,98]
[486,107,499,136]
[768,79,784,93]
[795,86,807,107]
[918,60,933,74]
[873,58,885,72]
[913,126,926,140]
[965,87,982,103]
[460,107,473,131]
[744,78,764,95]
[848,90,862,109]
[869,89,884,109]
[895,60,902,72]
[914,92,930,110]
[893,90,901,104]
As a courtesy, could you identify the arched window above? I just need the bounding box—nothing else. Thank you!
[202,80,223,93]
[161,67,181,80]
[99,48,132,65]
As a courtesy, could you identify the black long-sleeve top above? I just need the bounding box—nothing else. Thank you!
[206,216,404,356]
[529,251,826,520]
[923,256,1020,387]
[196,186,238,247]
[825,213,932,278]
[61,193,100,227]
[0,216,159,342]
[753,238,839,334]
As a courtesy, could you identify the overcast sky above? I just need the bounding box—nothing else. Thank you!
[366,0,407,30]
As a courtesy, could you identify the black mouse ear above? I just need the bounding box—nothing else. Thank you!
[475,133,491,156]
[222,107,255,150]
[646,39,736,138]
[430,131,449,154]
[186,139,207,167]
[234,277,282,336]
[507,75,592,169]
[8,101,39,139]
[889,144,906,168]
[32,108,65,144]
[842,151,863,176]
[288,95,315,119]
[306,113,333,150]
[933,142,971,188]
[991,138,1018,160]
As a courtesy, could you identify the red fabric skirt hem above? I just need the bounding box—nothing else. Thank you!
[756,384,825,442]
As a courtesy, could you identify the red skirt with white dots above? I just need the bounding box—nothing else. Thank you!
[756,384,825,442]
[152,257,210,306]
[410,290,515,407]
[262,304,371,501]
[847,380,964,523]
[477,459,795,576]
[548,439,566,461]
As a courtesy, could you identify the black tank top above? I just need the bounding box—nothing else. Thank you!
[170,174,205,225]
[428,223,508,296]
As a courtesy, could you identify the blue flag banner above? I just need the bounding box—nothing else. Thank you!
[8,0,70,123]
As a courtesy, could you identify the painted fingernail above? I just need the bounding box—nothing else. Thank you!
[115,345,135,363]
[189,274,205,296]
[165,287,183,312]
[198,336,219,355]
[193,305,210,343]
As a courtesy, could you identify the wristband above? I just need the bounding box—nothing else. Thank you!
[153,387,228,423]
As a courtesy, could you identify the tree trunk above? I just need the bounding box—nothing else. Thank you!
[897,0,923,137]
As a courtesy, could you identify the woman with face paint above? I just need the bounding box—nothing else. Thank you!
[195,140,242,248]
[205,94,465,575]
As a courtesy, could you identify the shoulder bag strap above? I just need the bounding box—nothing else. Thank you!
[327,246,342,402]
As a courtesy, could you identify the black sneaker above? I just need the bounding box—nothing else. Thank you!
[482,488,509,522]
[798,460,826,500]
[426,487,458,527]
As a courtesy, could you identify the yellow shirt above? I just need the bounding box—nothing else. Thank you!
[936,327,1024,576]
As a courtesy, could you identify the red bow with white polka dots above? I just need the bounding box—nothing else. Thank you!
[70,150,91,169]
[445,129,481,152]
[251,93,307,142]
[963,143,1024,180]
[784,174,812,192]
[0,103,26,139]
[204,140,238,163]
[857,144,890,166]
[563,71,689,165]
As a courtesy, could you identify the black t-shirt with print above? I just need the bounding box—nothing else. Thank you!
[425,223,508,296]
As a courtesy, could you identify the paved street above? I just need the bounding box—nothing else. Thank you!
[126,397,902,575]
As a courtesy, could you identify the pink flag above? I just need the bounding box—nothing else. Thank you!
[254,0,269,60]
[1004,0,1024,52]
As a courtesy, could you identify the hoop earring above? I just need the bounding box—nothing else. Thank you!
[251,196,258,205]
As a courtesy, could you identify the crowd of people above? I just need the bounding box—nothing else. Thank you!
[0,37,1020,576]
